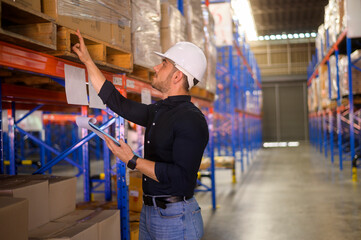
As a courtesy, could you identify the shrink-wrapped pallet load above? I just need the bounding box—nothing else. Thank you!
[202,5,217,94]
[132,0,162,69]
[184,0,205,52]
[316,24,325,63]
[43,0,132,51]
[160,1,187,52]
[319,65,330,108]
[338,50,361,96]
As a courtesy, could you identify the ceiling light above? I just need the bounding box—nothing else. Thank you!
[270,35,276,40]
[288,34,293,39]
[299,33,305,38]
[231,0,257,41]
[258,36,264,40]
[305,33,310,38]
[264,35,270,40]
[282,34,287,39]
[276,34,281,39]
[311,32,317,37]
[293,33,299,38]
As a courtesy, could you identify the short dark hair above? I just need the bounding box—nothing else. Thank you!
[182,75,199,91]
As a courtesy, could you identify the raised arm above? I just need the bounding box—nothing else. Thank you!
[72,29,105,93]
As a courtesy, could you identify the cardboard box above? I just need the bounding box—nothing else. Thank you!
[111,13,132,52]
[28,222,71,239]
[33,176,77,221]
[0,197,29,240]
[130,222,139,240]
[1,175,77,221]
[42,0,112,43]
[129,171,143,212]
[29,221,97,240]
[55,210,120,240]
[110,0,132,20]
[0,179,49,230]
[86,210,120,240]
[12,0,41,12]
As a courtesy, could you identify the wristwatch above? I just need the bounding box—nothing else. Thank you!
[127,155,139,170]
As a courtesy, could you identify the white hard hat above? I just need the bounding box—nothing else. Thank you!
[154,42,207,89]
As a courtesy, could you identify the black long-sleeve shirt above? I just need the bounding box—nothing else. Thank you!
[98,80,209,197]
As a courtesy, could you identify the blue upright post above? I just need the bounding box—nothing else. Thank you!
[346,37,355,166]
[335,48,343,169]
[209,108,216,210]
[177,0,183,15]
[82,106,91,202]
[0,79,3,174]
[323,111,327,158]
[103,111,112,201]
[229,47,237,183]
[9,102,16,175]
[40,129,45,168]
[115,116,130,240]
[46,123,52,174]
[319,112,323,153]
[329,111,334,164]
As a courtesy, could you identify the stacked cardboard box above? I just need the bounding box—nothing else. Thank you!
[0,175,121,240]
[0,197,28,240]
[128,170,143,213]
[0,177,50,230]
[14,0,41,12]
[42,0,131,51]
[160,1,187,52]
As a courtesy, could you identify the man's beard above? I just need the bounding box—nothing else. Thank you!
[151,70,174,93]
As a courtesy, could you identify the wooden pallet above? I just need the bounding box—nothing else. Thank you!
[190,87,215,102]
[47,27,133,73]
[0,0,56,51]
[128,64,155,83]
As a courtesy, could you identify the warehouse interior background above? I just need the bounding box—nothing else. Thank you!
[1,0,361,239]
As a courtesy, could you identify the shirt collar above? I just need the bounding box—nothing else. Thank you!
[166,95,191,102]
[159,95,191,107]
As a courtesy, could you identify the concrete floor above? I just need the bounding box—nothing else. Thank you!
[196,143,361,240]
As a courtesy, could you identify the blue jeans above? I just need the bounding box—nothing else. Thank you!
[139,197,204,240]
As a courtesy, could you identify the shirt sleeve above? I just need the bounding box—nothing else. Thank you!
[154,111,209,196]
[98,80,150,127]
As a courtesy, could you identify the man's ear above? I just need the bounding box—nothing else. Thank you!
[172,70,184,84]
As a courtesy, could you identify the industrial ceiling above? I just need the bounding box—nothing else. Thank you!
[250,0,329,36]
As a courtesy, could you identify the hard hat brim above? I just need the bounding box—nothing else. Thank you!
[153,51,166,59]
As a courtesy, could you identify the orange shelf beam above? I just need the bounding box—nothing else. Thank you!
[307,29,347,86]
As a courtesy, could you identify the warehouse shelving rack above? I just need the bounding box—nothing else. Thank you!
[308,29,361,176]
[210,27,262,183]
[0,39,218,238]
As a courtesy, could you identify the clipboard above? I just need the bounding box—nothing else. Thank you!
[88,121,121,146]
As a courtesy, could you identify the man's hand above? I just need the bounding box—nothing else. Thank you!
[104,136,134,164]
[72,29,92,65]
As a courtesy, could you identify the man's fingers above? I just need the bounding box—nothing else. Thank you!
[72,45,81,56]
[75,29,85,44]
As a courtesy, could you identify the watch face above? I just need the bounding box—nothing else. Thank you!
[127,160,134,169]
[127,156,138,170]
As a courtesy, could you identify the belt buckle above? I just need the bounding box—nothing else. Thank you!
[155,199,167,209]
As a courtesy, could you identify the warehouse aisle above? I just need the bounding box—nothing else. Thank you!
[196,143,361,240]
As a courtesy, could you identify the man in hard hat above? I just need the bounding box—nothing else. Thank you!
[73,30,209,240]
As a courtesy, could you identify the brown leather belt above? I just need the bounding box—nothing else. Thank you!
[143,195,192,209]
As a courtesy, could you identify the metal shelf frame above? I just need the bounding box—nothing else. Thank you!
[308,29,361,174]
